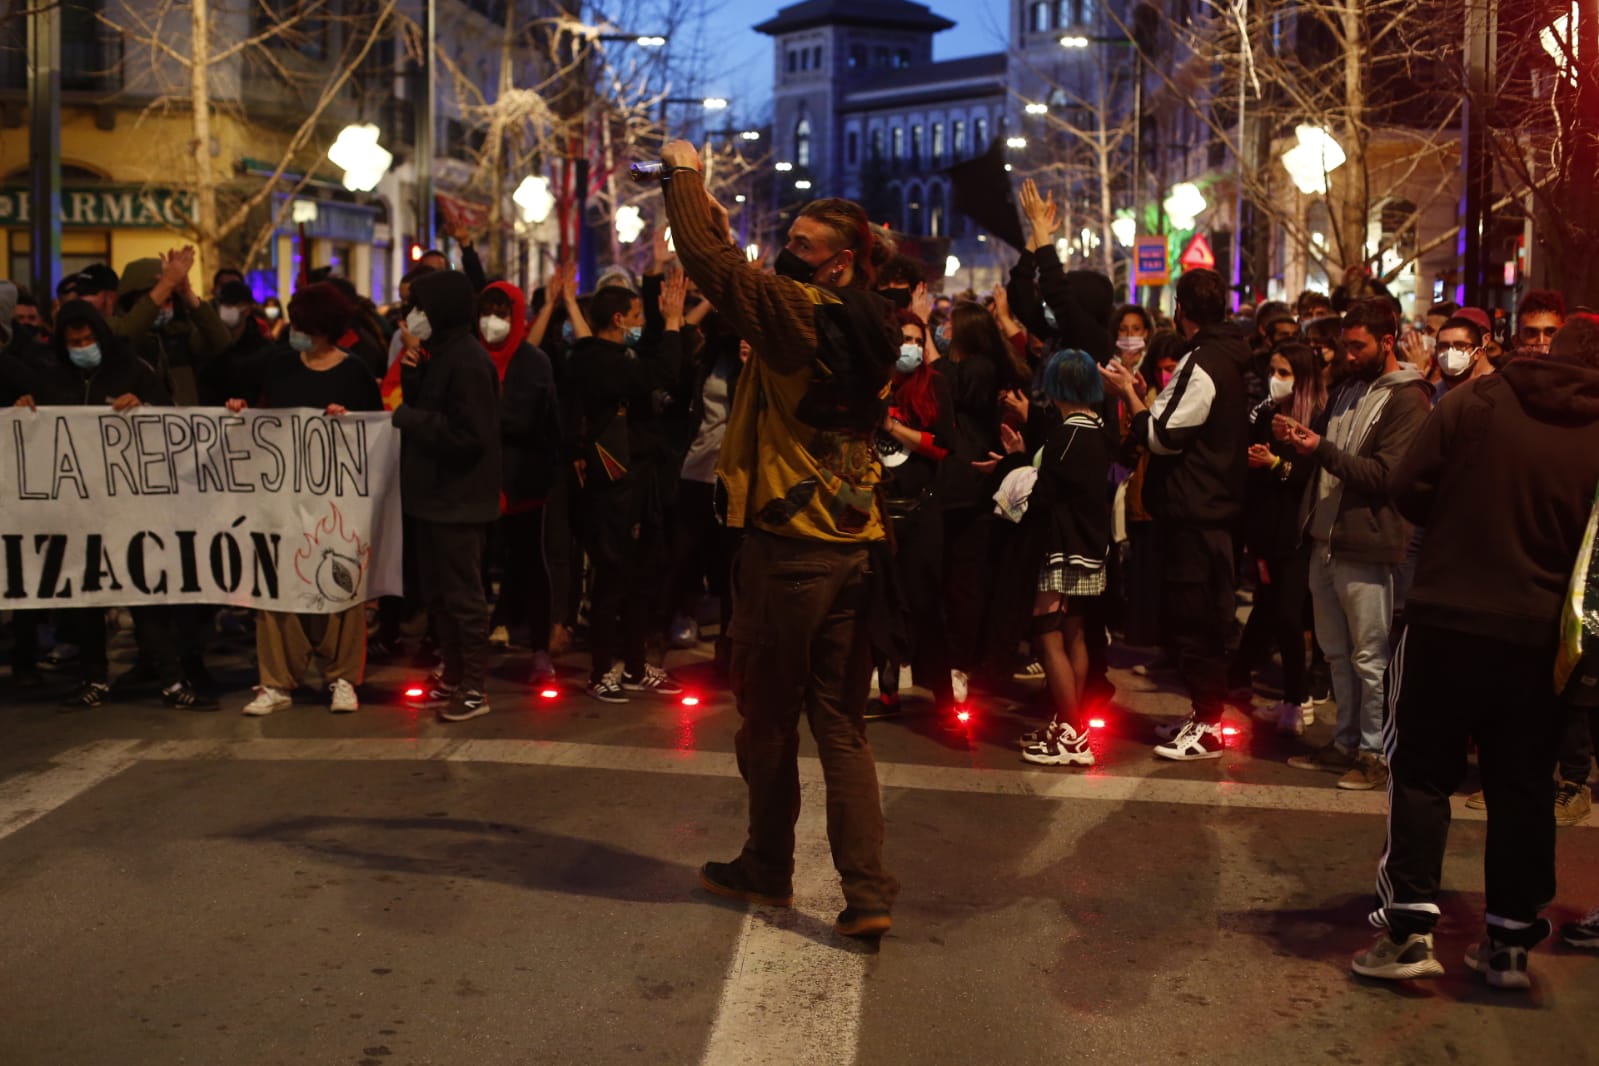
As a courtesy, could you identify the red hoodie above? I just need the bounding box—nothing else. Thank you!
[480,280,529,382]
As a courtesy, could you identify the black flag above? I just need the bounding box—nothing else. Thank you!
[946,138,1026,253]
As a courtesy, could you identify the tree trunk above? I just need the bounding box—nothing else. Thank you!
[189,0,216,280]
[1337,0,1368,273]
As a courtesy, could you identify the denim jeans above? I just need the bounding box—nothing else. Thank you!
[1309,550,1394,755]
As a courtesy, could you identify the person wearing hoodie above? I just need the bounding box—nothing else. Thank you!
[12,301,216,711]
[392,270,503,723]
[1100,267,1251,762]
[111,247,230,406]
[478,280,562,683]
[1351,313,1599,988]
[1274,298,1431,789]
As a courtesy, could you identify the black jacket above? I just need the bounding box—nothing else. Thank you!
[499,339,560,505]
[26,302,170,407]
[934,354,999,510]
[1241,396,1316,559]
[1132,322,1251,526]
[392,270,503,524]
[1006,411,1114,573]
[1390,359,1599,646]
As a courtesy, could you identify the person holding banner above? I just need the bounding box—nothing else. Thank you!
[391,270,502,724]
[224,282,383,716]
[12,301,216,711]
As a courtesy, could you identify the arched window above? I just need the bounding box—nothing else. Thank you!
[891,126,905,162]
[910,124,924,165]
[952,120,966,156]
[795,117,813,168]
[974,117,989,151]
[888,183,905,234]
[907,182,924,235]
[928,183,946,238]
[1031,2,1053,32]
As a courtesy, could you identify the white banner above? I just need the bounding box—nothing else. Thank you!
[0,408,402,613]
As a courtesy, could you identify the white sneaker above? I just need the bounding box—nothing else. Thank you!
[951,669,969,704]
[1275,700,1305,736]
[1021,722,1095,767]
[243,686,292,716]
[1153,718,1225,761]
[329,678,359,713]
[1300,698,1316,726]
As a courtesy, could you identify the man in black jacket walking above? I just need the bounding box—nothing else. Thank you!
[1350,313,1599,989]
[1102,268,1250,760]
[392,270,502,722]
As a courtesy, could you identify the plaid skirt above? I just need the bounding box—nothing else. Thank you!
[1037,556,1108,596]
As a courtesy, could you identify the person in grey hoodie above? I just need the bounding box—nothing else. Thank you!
[1274,298,1432,790]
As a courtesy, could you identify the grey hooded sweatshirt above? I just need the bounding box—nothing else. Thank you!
[1300,366,1432,565]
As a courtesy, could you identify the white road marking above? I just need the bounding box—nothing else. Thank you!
[696,787,866,1066]
[0,739,144,841]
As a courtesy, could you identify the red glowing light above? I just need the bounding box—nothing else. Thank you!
[681,695,701,707]
[539,688,559,700]
[1221,726,1240,737]
[403,686,424,698]
[955,709,972,723]
[1088,717,1106,729]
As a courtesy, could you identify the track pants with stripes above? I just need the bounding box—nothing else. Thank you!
[1374,623,1565,946]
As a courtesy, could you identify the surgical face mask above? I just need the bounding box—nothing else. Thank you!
[404,307,432,342]
[289,329,315,353]
[623,325,644,347]
[68,343,102,370]
[933,324,952,356]
[264,306,281,321]
[896,343,924,374]
[479,314,511,345]
[1439,347,1476,378]
[1116,336,1145,356]
[219,305,243,328]
[153,307,174,328]
[1269,375,1295,404]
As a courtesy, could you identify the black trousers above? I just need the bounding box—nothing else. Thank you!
[413,520,491,692]
[1160,524,1235,723]
[875,500,954,706]
[1228,545,1311,704]
[1376,624,1564,945]
[489,507,553,653]
[1559,707,1597,786]
[941,505,991,674]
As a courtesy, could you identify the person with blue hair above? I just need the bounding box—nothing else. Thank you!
[981,348,1115,767]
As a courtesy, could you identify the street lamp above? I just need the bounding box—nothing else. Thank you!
[1059,35,1089,48]
[702,97,729,110]
[774,161,794,172]
[794,179,813,190]
[1112,215,1136,247]
[1005,136,1028,149]
[328,122,392,192]
[739,130,761,141]
[1024,102,1048,115]
[615,204,645,244]
[633,35,666,48]
[513,175,554,224]
[1164,183,1207,230]
[945,254,961,278]
[1280,125,1346,195]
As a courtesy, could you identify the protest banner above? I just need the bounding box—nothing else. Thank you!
[0,408,402,613]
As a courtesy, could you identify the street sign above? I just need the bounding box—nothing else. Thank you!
[1133,235,1169,285]
[1180,233,1216,270]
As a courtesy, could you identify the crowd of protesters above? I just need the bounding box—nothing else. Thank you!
[4,161,1599,965]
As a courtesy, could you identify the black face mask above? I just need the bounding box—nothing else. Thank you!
[878,287,913,310]
[774,248,818,283]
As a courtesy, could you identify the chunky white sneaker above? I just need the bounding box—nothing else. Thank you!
[1153,718,1224,761]
[1275,700,1306,736]
[243,686,292,716]
[328,678,359,713]
[1351,931,1445,980]
[1021,722,1094,767]
[951,669,969,704]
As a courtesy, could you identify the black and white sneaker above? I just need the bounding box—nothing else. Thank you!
[588,676,629,704]
[422,683,459,708]
[162,681,219,711]
[1561,907,1599,949]
[1152,718,1224,761]
[1021,722,1094,767]
[1465,937,1535,990]
[621,665,683,696]
[59,681,111,710]
[438,690,490,722]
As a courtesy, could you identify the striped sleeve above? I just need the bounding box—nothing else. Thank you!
[1144,354,1216,456]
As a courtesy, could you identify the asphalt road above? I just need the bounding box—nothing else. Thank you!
[2,621,1597,1066]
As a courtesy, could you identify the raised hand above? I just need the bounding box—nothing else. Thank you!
[1019,178,1059,248]
[658,267,688,330]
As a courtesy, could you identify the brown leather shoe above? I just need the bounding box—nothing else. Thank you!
[834,908,892,938]
[697,861,793,908]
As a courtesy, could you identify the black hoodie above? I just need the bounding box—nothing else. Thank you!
[1390,358,1599,646]
[26,302,170,407]
[391,270,502,524]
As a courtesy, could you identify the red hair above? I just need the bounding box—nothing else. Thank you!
[891,308,941,430]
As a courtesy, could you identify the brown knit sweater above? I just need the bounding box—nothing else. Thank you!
[663,170,884,543]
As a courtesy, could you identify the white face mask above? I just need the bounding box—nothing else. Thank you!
[479,314,511,345]
[1439,348,1476,378]
[264,306,281,320]
[219,305,243,328]
[1418,333,1437,355]
[1115,336,1146,354]
[1269,375,1295,404]
[405,307,433,342]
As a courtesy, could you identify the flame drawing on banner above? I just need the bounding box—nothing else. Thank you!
[293,502,372,604]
